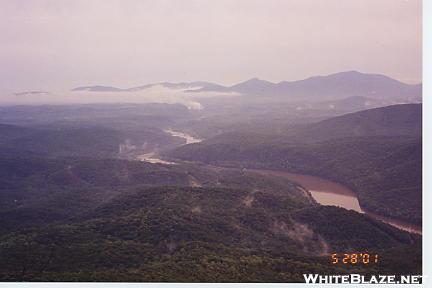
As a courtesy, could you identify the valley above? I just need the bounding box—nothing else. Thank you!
[138,129,422,234]
[0,73,422,282]
[0,0,423,283]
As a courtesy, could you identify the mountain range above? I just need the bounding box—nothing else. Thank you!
[71,71,421,102]
[192,71,421,101]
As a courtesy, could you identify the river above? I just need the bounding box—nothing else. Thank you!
[136,152,176,164]
[137,129,422,235]
[136,128,202,163]
[251,169,422,235]
[164,129,202,144]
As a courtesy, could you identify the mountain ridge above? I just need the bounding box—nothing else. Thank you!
[69,71,421,97]
[192,71,422,101]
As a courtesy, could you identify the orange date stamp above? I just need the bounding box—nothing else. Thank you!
[331,253,379,265]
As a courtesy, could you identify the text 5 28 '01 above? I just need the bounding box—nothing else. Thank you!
[331,253,378,265]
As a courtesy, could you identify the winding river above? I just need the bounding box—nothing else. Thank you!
[136,129,202,164]
[138,129,422,235]
[251,170,422,235]
[164,129,202,144]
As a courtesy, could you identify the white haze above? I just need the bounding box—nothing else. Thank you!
[0,86,240,110]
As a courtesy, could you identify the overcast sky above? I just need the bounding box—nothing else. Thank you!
[0,0,422,93]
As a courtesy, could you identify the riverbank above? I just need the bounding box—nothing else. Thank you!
[137,129,422,235]
[250,169,422,234]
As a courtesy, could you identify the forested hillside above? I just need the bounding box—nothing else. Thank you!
[0,103,422,282]
[0,179,420,281]
[0,124,183,159]
[286,104,421,142]
[169,105,422,225]
[170,136,421,224]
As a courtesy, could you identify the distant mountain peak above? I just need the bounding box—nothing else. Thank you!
[229,78,275,92]
[245,77,264,82]
[338,70,362,75]
[238,77,273,84]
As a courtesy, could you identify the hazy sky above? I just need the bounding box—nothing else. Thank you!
[0,0,422,92]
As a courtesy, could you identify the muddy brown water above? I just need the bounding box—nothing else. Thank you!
[251,169,422,235]
[137,130,422,235]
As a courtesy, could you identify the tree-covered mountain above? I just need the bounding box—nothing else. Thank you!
[0,103,193,128]
[286,103,421,142]
[0,123,183,159]
[294,96,398,114]
[0,157,420,281]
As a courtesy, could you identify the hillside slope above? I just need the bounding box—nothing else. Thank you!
[0,124,183,159]
[0,183,419,281]
[169,104,422,224]
[288,103,421,142]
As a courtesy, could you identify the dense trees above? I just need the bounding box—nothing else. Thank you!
[0,183,420,281]
[0,103,422,281]
[170,136,421,224]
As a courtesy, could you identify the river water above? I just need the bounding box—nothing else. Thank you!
[252,169,422,235]
[137,129,422,235]
[164,129,202,144]
[136,152,176,164]
[136,129,202,163]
